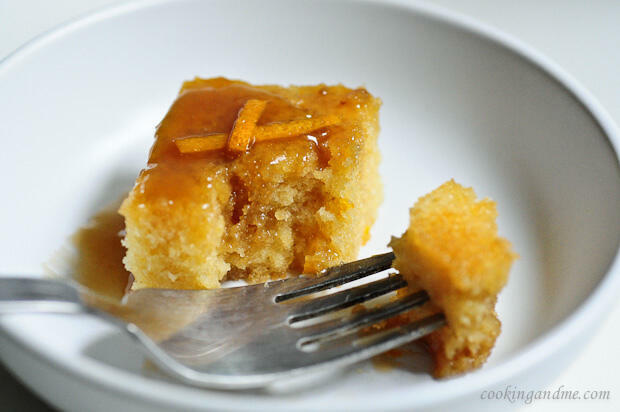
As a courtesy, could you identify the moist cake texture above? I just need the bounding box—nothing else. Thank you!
[120,77,382,289]
[389,180,516,377]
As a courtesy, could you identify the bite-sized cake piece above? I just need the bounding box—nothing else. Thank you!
[120,77,382,289]
[389,180,517,377]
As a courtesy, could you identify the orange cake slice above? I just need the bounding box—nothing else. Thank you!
[389,180,517,377]
[120,77,382,289]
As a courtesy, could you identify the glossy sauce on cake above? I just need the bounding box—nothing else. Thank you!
[137,83,335,203]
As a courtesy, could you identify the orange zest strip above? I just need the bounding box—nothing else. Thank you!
[173,106,341,155]
[227,99,268,153]
[174,133,228,154]
[254,114,341,142]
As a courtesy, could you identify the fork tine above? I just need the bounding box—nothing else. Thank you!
[287,273,407,323]
[275,252,395,302]
[298,313,446,364]
[352,312,446,351]
[297,290,430,345]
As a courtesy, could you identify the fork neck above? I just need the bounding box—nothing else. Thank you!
[0,277,85,315]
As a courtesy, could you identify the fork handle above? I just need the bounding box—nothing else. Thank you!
[0,277,85,314]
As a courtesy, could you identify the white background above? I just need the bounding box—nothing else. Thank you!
[1,0,618,411]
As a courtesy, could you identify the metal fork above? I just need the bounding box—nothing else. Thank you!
[0,252,445,389]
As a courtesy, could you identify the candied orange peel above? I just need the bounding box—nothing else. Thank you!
[227,99,268,152]
[174,133,227,153]
[174,99,341,155]
[254,114,340,142]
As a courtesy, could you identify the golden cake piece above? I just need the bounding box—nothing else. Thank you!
[120,77,382,289]
[389,180,517,377]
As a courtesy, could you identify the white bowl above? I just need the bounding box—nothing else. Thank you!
[0,0,619,410]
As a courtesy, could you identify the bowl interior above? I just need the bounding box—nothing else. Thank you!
[1,0,619,408]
